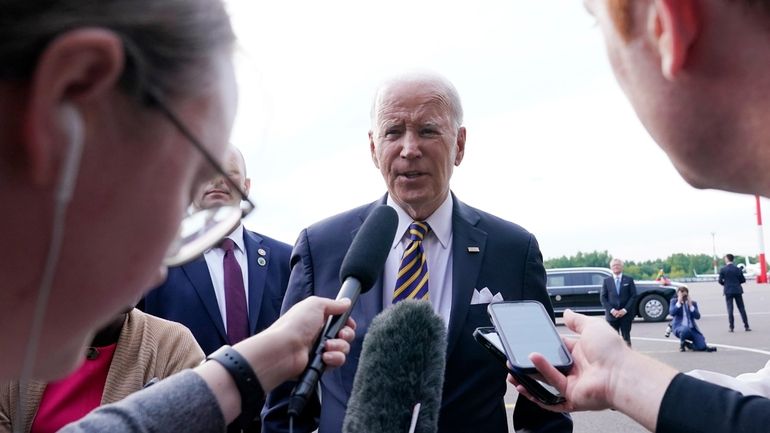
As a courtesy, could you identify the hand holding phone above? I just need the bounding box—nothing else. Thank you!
[473,327,565,405]
[487,301,572,374]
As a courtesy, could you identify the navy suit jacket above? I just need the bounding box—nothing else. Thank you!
[600,275,637,322]
[718,263,746,296]
[262,195,572,433]
[141,229,292,356]
[669,299,702,334]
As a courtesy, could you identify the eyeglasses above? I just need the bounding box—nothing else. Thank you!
[144,87,255,267]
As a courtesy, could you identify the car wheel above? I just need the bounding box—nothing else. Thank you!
[639,294,667,322]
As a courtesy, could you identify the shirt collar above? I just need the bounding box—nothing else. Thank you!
[205,223,245,253]
[386,193,453,249]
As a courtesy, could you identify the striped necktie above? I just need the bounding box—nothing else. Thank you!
[393,221,430,303]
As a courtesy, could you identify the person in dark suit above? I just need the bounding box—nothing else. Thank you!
[669,287,716,352]
[262,73,571,433]
[600,258,637,347]
[142,147,291,431]
[718,253,751,332]
[506,1,770,432]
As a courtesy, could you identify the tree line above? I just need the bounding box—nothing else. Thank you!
[544,250,756,280]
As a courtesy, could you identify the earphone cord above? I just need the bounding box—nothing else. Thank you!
[16,108,84,433]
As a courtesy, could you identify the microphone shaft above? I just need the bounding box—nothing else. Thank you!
[288,277,362,416]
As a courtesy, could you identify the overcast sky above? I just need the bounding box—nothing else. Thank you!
[222,0,767,262]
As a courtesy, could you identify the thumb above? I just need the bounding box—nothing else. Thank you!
[322,297,352,316]
[564,309,588,334]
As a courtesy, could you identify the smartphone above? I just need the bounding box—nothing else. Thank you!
[473,327,565,405]
[487,301,572,374]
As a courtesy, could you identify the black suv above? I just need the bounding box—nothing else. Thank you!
[545,267,679,322]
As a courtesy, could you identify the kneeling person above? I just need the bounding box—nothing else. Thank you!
[670,287,716,353]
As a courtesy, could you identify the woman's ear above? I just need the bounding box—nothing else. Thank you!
[21,29,124,185]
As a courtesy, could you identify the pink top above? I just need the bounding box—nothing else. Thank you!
[30,343,117,433]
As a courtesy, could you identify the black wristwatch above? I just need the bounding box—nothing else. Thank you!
[206,345,265,429]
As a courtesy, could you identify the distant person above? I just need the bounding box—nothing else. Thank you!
[141,146,291,431]
[1,308,204,432]
[669,287,716,352]
[719,253,751,332]
[600,258,637,347]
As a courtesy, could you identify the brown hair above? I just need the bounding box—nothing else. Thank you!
[608,0,770,42]
[608,0,634,41]
[0,0,235,102]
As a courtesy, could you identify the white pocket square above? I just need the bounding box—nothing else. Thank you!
[470,287,504,305]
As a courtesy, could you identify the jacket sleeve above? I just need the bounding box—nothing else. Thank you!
[59,371,223,433]
[691,302,701,320]
[600,280,610,311]
[669,299,681,316]
[262,229,320,433]
[718,268,726,285]
[739,269,746,284]
[657,373,770,433]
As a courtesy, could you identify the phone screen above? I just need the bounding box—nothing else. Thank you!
[489,301,571,370]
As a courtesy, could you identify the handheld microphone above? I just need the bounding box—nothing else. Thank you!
[287,205,398,417]
[343,300,447,433]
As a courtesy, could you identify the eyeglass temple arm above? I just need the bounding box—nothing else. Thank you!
[144,87,255,215]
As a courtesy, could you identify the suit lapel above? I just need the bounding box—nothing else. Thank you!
[182,257,228,342]
[336,201,384,396]
[244,230,266,335]
[446,197,487,357]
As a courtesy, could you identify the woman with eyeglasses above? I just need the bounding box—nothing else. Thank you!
[0,1,355,432]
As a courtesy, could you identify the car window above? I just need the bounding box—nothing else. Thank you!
[589,273,605,285]
[566,273,589,286]
[547,275,566,287]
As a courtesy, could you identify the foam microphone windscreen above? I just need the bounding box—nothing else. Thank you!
[343,300,447,433]
[338,204,398,291]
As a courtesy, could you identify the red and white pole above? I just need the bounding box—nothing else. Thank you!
[755,195,768,283]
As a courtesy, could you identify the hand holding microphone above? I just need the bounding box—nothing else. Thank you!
[233,296,357,392]
[288,205,399,417]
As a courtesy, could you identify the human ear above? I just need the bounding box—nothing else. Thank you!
[454,127,466,166]
[22,29,124,185]
[369,131,380,169]
[648,0,699,80]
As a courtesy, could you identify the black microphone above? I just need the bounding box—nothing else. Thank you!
[287,205,398,417]
[343,300,447,433]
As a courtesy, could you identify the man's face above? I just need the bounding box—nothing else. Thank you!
[193,149,250,210]
[611,260,624,274]
[369,80,465,219]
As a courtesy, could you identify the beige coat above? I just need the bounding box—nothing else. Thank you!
[0,309,204,433]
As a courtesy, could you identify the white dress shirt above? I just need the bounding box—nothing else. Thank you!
[203,224,249,332]
[382,194,453,326]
